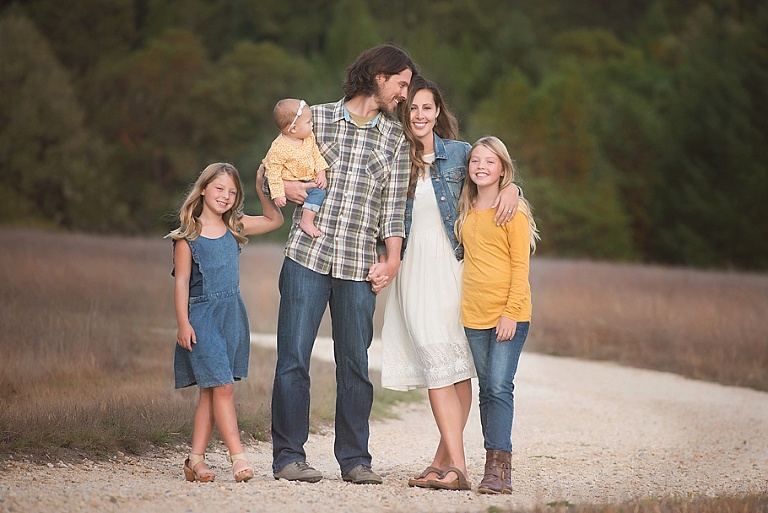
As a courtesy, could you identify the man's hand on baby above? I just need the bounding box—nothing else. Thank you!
[283,180,312,204]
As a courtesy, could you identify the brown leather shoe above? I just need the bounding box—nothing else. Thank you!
[477,450,512,494]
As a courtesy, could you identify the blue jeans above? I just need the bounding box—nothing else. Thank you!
[302,185,326,213]
[271,257,376,474]
[464,322,529,452]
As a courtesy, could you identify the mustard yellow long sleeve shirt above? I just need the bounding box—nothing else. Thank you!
[264,132,328,199]
[461,204,532,329]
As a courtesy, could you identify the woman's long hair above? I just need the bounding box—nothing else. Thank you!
[167,163,248,246]
[455,136,540,252]
[399,75,459,198]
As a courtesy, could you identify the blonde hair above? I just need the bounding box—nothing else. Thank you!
[167,162,248,246]
[455,136,540,252]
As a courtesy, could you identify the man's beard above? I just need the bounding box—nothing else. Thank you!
[374,87,398,118]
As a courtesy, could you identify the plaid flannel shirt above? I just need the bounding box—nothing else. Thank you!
[282,99,409,281]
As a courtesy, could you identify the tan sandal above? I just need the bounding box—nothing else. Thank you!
[228,452,254,483]
[427,466,472,491]
[407,466,443,488]
[183,453,216,482]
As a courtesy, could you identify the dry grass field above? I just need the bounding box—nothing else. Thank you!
[1,227,767,457]
[2,228,767,512]
[0,228,405,457]
[521,495,768,513]
[527,258,768,391]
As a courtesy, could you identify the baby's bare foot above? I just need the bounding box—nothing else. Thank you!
[300,220,322,238]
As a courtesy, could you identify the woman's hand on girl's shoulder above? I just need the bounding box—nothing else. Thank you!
[492,185,521,226]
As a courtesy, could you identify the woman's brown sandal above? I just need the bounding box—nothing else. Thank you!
[228,452,254,483]
[427,466,472,491]
[408,466,443,488]
[183,453,216,482]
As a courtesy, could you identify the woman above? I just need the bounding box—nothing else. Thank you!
[380,76,518,491]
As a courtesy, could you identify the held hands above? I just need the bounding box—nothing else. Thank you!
[367,255,400,294]
[177,322,196,352]
[367,263,387,294]
[496,316,517,342]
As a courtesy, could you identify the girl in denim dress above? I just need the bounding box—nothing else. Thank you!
[168,163,282,483]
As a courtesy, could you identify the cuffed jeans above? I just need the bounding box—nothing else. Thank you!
[271,257,376,474]
[302,185,326,213]
[464,322,529,452]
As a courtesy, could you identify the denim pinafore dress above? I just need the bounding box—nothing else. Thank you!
[174,230,250,389]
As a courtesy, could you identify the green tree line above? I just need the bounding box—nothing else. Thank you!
[1,0,766,269]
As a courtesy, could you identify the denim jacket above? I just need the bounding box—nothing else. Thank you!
[403,134,470,261]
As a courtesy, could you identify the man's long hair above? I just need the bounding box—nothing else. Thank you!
[342,43,418,99]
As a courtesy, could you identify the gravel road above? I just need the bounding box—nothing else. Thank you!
[2,335,767,513]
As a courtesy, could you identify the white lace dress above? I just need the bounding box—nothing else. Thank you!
[381,156,476,391]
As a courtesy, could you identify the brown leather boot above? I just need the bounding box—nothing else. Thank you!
[477,450,512,494]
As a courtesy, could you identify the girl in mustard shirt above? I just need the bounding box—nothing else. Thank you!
[455,136,539,494]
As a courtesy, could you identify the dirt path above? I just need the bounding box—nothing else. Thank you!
[2,336,767,513]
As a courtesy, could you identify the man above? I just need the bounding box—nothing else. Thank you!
[270,43,417,484]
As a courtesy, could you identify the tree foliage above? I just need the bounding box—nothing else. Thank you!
[650,4,768,268]
[1,0,766,270]
[0,12,121,230]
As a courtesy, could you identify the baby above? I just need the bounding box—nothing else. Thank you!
[264,99,328,237]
